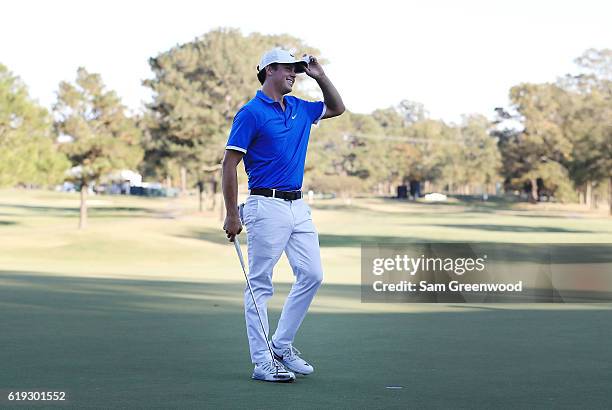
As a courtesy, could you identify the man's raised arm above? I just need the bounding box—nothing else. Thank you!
[303,55,345,119]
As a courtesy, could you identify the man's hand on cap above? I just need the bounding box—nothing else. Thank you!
[302,55,325,80]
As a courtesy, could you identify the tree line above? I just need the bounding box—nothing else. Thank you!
[1,28,610,223]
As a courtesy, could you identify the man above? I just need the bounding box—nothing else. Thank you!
[222,48,345,382]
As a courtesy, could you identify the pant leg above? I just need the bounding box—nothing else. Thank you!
[242,196,292,364]
[272,199,323,349]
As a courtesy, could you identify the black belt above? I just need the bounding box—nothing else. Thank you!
[251,188,302,201]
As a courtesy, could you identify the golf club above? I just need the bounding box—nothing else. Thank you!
[233,235,285,379]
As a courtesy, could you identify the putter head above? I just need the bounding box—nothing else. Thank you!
[252,362,296,383]
[272,366,295,382]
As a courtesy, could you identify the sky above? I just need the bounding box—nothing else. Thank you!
[2,0,610,123]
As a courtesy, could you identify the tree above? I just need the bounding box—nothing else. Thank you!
[372,106,406,135]
[370,106,414,192]
[492,108,526,194]
[574,48,612,82]
[144,28,322,211]
[442,115,501,194]
[564,49,612,212]
[54,67,143,229]
[306,111,389,200]
[563,80,611,207]
[397,100,428,125]
[405,119,453,190]
[497,49,611,208]
[524,161,576,203]
[0,63,68,187]
[505,83,575,201]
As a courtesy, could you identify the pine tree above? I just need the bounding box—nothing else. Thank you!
[54,67,143,229]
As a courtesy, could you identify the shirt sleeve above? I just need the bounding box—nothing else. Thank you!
[226,107,257,154]
[302,100,326,125]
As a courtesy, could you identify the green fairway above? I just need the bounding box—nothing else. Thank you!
[1,189,611,284]
[1,189,612,408]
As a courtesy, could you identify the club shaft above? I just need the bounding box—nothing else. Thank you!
[234,237,277,367]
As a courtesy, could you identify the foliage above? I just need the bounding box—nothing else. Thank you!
[0,64,68,187]
[54,67,143,185]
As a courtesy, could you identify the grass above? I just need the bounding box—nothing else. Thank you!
[1,189,611,284]
[1,188,611,408]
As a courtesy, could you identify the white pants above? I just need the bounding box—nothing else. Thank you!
[240,195,323,364]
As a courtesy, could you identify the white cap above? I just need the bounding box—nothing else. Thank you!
[257,48,309,73]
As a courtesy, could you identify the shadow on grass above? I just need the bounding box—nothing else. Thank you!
[180,229,612,266]
[378,196,587,218]
[381,196,507,209]
[0,220,18,226]
[312,198,500,216]
[436,224,597,233]
[319,233,419,247]
[310,203,368,212]
[178,228,239,246]
[179,229,416,248]
[0,270,611,409]
[0,203,159,218]
[177,229,413,248]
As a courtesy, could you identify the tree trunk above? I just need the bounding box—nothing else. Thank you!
[609,176,612,216]
[165,175,172,190]
[79,183,88,229]
[197,181,204,212]
[180,166,187,193]
[209,178,219,211]
[209,187,216,211]
[530,178,538,202]
[586,180,592,208]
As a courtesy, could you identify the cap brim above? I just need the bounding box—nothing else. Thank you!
[258,59,308,73]
[294,61,308,73]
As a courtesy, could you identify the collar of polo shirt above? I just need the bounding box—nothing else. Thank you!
[256,90,295,108]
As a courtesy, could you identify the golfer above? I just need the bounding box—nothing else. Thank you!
[222,48,345,382]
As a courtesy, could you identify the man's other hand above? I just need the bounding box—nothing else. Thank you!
[223,214,243,242]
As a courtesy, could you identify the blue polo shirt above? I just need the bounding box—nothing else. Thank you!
[226,90,326,191]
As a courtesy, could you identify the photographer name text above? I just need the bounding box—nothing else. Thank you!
[373,280,524,292]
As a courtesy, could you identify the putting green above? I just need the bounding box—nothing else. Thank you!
[1,272,612,409]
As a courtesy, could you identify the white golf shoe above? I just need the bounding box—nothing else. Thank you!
[272,343,314,375]
[252,360,296,383]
